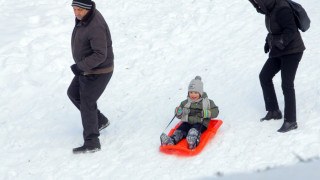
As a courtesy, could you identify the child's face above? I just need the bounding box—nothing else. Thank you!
[189,91,200,101]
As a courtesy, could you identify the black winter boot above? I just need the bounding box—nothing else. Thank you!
[98,121,110,132]
[260,110,282,122]
[98,112,110,132]
[73,145,101,154]
[277,121,297,133]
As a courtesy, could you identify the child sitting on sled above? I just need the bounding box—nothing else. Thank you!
[160,76,219,150]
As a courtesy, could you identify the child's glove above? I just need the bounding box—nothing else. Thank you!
[175,107,183,117]
[202,110,211,118]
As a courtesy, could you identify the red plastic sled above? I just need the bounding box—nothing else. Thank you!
[159,119,223,156]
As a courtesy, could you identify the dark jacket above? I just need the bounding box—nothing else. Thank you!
[179,92,219,128]
[71,2,114,72]
[249,0,305,58]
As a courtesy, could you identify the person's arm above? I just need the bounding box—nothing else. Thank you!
[202,100,219,119]
[272,7,297,50]
[77,25,108,71]
[209,100,219,118]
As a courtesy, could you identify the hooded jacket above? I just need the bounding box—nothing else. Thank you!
[249,0,305,57]
[179,92,219,128]
[71,2,114,72]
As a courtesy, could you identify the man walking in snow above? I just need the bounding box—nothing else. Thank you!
[67,0,114,153]
[249,0,305,133]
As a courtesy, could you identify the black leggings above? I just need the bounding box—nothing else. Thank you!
[176,122,207,137]
[259,52,303,122]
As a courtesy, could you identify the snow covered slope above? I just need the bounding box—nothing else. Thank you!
[0,0,319,179]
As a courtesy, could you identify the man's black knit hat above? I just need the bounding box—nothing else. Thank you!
[72,0,93,10]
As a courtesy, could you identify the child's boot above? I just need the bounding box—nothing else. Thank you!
[171,130,185,144]
[186,128,201,150]
[160,133,175,146]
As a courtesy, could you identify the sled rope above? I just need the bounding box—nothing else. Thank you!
[162,114,176,133]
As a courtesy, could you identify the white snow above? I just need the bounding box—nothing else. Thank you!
[0,0,319,179]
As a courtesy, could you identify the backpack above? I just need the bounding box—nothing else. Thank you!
[285,0,311,32]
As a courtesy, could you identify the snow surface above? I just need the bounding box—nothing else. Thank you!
[0,0,319,179]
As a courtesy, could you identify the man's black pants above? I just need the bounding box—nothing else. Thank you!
[259,52,303,122]
[67,72,112,147]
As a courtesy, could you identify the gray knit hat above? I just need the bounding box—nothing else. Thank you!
[188,76,203,96]
[72,0,93,10]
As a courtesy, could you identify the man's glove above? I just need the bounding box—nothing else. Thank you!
[264,34,270,53]
[264,42,270,53]
[202,110,212,118]
[71,64,83,76]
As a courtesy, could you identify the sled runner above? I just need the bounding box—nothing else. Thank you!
[159,119,223,156]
